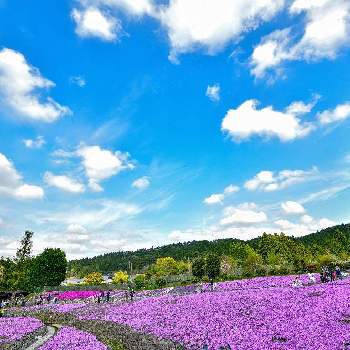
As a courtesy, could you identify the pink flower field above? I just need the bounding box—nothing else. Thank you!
[3,275,350,350]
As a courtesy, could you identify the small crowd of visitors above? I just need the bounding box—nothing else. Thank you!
[292,266,345,288]
[96,290,111,303]
[95,287,135,303]
[320,266,342,283]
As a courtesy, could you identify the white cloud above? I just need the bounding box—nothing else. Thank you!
[70,76,86,87]
[286,95,320,116]
[281,201,306,214]
[251,0,350,77]
[204,193,224,205]
[23,136,46,149]
[77,145,135,191]
[65,224,90,243]
[220,204,267,226]
[204,183,239,205]
[72,7,120,41]
[100,0,155,16]
[0,152,44,200]
[250,29,292,78]
[245,167,318,192]
[132,176,150,190]
[221,99,314,142]
[36,199,142,230]
[274,216,336,236]
[274,219,295,230]
[206,84,220,102]
[14,184,44,200]
[301,214,313,224]
[224,184,239,195]
[44,172,85,194]
[158,0,285,61]
[72,0,285,61]
[0,48,70,122]
[317,102,350,125]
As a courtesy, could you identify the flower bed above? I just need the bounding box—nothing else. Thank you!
[38,326,107,350]
[76,280,350,350]
[56,290,100,300]
[0,317,43,344]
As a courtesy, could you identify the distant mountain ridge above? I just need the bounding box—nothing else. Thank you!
[67,223,350,276]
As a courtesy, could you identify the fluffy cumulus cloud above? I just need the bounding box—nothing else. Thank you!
[281,201,306,214]
[132,176,150,190]
[0,152,44,200]
[251,0,350,77]
[274,216,336,236]
[72,0,286,61]
[77,145,135,191]
[206,84,220,102]
[72,7,120,41]
[158,0,285,61]
[0,48,70,122]
[23,136,46,149]
[245,167,318,192]
[317,102,350,125]
[220,203,267,226]
[221,99,315,142]
[204,184,239,205]
[44,172,85,193]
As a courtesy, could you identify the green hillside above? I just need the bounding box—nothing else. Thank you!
[68,223,350,277]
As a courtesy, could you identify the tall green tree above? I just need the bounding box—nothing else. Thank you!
[205,253,221,282]
[15,231,33,263]
[31,248,67,288]
[13,231,34,290]
[192,256,206,280]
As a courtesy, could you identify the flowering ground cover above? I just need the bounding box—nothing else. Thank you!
[4,275,350,350]
[0,317,43,344]
[56,290,100,300]
[74,277,350,350]
[38,326,108,350]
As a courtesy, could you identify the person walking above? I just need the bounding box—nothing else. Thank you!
[336,266,342,280]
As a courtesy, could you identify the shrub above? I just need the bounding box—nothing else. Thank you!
[133,274,146,290]
[83,272,104,286]
[112,271,128,285]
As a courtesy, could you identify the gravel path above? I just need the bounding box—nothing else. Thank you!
[25,326,56,350]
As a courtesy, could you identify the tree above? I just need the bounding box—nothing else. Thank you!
[155,257,179,276]
[134,274,146,290]
[12,231,35,291]
[0,264,4,283]
[205,253,221,282]
[16,231,34,263]
[192,257,206,280]
[245,248,263,273]
[84,272,104,285]
[112,271,128,285]
[31,248,67,288]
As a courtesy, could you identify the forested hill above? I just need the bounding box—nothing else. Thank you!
[67,223,350,276]
[68,238,241,276]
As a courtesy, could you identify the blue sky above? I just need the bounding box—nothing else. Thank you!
[0,0,350,259]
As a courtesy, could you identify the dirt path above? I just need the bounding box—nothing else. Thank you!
[25,325,56,350]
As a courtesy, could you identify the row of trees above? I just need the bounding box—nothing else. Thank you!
[80,230,350,290]
[67,224,350,277]
[0,231,67,292]
[82,257,191,290]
